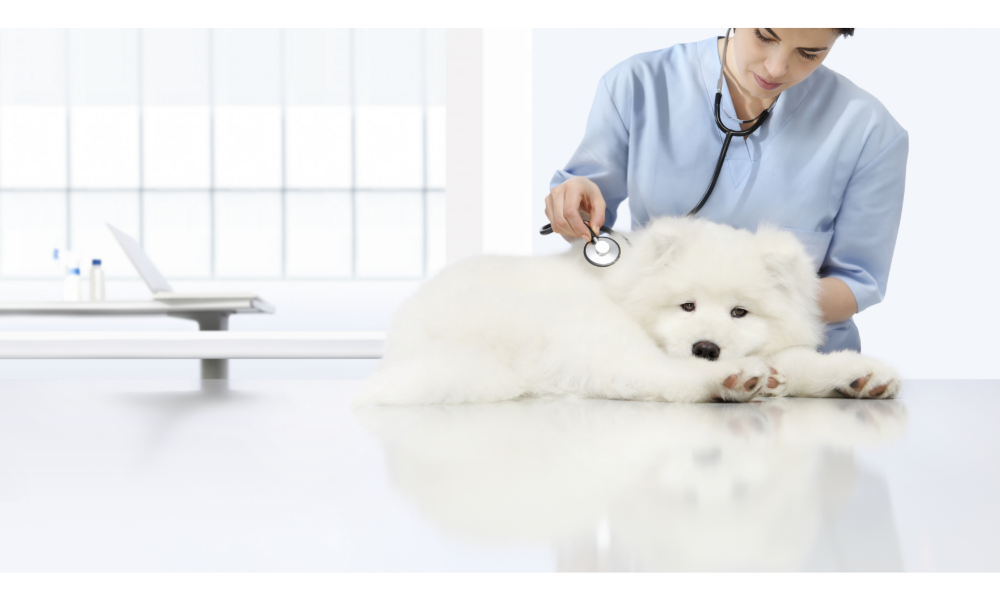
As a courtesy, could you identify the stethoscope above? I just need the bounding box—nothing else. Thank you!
[540,28,778,266]
[538,221,629,267]
[688,28,779,216]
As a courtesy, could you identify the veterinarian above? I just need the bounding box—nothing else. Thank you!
[544,29,907,353]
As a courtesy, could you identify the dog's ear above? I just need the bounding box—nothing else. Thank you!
[762,251,803,292]
[757,226,819,297]
[651,232,678,268]
[641,219,685,268]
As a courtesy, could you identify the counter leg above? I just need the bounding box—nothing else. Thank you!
[201,358,228,380]
[194,313,229,380]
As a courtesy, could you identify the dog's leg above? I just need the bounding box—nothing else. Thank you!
[358,340,771,405]
[354,341,526,406]
[572,351,771,403]
[765,346,900,399]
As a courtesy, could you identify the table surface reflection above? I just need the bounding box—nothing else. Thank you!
[0,378,996,572]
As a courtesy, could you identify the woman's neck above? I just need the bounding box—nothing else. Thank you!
[717,37,774,126]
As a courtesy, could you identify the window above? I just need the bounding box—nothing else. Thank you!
[0,29,446,280]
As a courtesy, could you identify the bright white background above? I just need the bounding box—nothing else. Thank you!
[2,27,997,381]
[532,29,1000,379]
[0,28,446,379]
[0,28,446,282]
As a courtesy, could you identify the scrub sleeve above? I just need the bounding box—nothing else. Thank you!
[819,130,908,353]
[553,76,632,231]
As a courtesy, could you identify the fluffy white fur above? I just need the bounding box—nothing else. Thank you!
[356,216,900,405]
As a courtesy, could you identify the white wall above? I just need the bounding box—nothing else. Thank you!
[533,28,1000,379]
[447,28,534,262]
[483,29,533,256]
[445,29,484,265]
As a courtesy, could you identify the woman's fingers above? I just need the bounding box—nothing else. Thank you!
[562,180,596,240]
[545,194,576,243]
[546,177,607,240]
[551,185,588,239]
[585,187,607,235]
[548,187,572,237]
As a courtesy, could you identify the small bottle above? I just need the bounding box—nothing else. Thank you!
[63,267,82,302]
[89,259,105,301]
[53,248,64,277]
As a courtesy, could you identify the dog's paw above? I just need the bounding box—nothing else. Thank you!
[832,356,900,400]
[759,366,789,397]
[710,357,769,403]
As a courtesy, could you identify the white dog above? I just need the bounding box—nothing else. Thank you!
[356,217,900,405]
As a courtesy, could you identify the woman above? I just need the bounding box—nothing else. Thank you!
[544,28,907,353]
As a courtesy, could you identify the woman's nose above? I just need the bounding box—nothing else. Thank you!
[763,55,789,79]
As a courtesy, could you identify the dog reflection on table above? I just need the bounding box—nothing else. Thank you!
[356,397,907,571]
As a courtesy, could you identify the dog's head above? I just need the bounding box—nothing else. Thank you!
[607,217,825,359]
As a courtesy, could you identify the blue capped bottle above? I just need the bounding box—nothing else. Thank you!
[89,259,105,301]
[63,267,81,301]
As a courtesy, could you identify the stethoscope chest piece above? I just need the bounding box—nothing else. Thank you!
[539,222,628,267]
[584,235,621,267]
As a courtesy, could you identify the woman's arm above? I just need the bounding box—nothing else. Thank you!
[819,277,858,324]
[821,130,909,316]
[547,74,631,239]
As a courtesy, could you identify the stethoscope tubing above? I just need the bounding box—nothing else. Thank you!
[538,222,615,241]
[687,92,772,217]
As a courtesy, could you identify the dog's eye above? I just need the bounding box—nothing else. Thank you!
[731,307,748,318]
[681,303,696,312]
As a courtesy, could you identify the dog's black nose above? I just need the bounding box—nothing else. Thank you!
[692,341,720,361]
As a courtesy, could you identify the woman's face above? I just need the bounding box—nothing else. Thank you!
[729,28,841,100]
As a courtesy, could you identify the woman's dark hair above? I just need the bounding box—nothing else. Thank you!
[838,29,855,37]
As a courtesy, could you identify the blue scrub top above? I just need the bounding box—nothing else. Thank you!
[551,36,909,353]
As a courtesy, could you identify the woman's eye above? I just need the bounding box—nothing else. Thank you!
[799,50,819,61]
[754,29,775,44]
[681,303,696,312]
[731,308,748,318]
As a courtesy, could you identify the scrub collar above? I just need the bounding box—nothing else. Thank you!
[696,35,828,159]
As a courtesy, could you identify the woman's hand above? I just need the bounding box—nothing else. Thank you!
[544,176,607,242]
